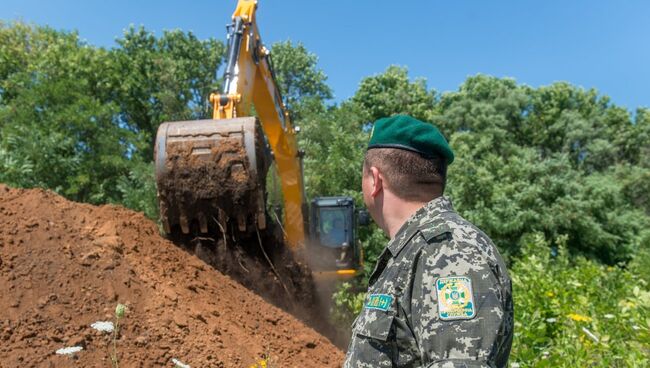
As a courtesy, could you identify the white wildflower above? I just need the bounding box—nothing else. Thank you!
[90,321,114,333]
[511,363,521,368]
[55,346,83,355]
[603,314,615,319]
[172,358,191,368]
[632,325,640,330]
[582,326,600,342]
[545,317,557,323]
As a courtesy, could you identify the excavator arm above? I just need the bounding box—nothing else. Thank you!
[212,0,306,248]
[155,0,306,248]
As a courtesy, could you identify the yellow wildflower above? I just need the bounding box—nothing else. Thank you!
[568,313,592,322]
[249,359,268,368]
[545,291,555,298]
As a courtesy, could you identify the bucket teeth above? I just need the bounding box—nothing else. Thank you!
[258,213,266,230]
[217,208,228,234]
[162,219,171,234]
[159,198,171,233]
[257,188,266,230]
[198,212,208,234]
[237,214,247,232]
[180,213,190,234]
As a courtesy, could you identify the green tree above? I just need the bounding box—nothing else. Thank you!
[0,23,132,203]
[352,65,437,123]
[111,26,225,160]
[433,74,650,263]
[269,40,332,112]
[0,23,227,216]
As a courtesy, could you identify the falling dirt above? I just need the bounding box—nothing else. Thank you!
[0,184,344,367]
[170,227,322,327]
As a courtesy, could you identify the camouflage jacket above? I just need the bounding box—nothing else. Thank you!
[344,196,513,368]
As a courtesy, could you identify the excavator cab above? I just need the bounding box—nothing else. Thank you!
[308,197,365,278]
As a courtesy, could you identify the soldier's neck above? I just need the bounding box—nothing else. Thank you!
[381,192,428,239]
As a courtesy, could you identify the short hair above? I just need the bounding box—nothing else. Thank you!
[363,148,447,202]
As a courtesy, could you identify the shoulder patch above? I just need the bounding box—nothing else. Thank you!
[365,294,393,311]
[435,276,476,320]
[420,223,452,243]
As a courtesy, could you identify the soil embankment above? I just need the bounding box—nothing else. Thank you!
[0,185,344,367]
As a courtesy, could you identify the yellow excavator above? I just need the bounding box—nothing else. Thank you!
[154,0,364,279]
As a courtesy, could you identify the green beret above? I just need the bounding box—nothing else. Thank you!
[367,115,454,164]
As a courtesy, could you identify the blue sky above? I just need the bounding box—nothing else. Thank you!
[2,0,649,111]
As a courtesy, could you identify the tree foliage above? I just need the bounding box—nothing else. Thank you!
[269,40,332,112]
[111,26,225,160]
[435,75,650,263]
[0,23,131,202]
[352,65,436,123]
[0,22,224,213]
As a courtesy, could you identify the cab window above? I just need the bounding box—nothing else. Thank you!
[317,208,348,248]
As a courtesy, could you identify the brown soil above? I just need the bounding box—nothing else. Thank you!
[0,184,344,367]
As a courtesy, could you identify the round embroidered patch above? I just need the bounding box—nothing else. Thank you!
[435,276,476,320]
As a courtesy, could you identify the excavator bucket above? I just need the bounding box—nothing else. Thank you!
[154,117,270,236]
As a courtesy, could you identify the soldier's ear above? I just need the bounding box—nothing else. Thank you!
[370,166,383,198]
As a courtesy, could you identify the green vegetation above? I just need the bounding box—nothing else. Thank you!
[1,22,648,365]
[511,234,648,366]
[0,22,223,211]
[112,303,127,368]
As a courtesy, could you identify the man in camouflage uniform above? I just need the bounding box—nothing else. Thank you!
[344,115,513,368]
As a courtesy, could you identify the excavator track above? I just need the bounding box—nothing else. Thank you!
[155,117,270,237]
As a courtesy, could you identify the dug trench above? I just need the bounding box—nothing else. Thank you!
[0,184,344,367]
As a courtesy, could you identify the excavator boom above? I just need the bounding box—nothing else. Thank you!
[155,0,306,249]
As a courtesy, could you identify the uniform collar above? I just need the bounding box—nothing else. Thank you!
[386,196,454,258]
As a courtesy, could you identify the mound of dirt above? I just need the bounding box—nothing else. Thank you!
[0,184,344,367]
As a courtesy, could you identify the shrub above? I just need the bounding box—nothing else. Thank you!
[510,234,649,367]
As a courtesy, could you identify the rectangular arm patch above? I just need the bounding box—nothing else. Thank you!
[436,276,476,320]
[365,294,393,311]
